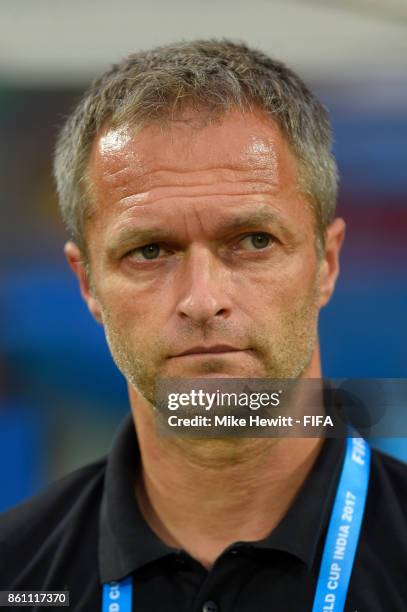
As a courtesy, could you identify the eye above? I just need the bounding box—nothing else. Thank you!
[129,243,162,260]
[240,233,273,250]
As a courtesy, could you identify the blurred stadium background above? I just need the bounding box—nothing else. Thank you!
[1,0,406,511]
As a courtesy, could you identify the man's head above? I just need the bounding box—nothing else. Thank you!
[55,39,338,257]
[55,40,345,404]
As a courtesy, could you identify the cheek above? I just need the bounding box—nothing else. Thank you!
[101,285,168,338]
[232,254,318,317]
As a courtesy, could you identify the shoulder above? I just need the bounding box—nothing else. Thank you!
[370,446,407,502]
[349,447,407,608]
[0,458,106,537]
[0,458,106,582]
[365,446,407,537]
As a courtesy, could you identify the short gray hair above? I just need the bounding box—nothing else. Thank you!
[53,39,338,256]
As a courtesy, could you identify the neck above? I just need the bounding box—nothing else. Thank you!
[130,364,324,568]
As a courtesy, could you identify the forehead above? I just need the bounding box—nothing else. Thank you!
[83,108,312,254]
[87,108,298,195]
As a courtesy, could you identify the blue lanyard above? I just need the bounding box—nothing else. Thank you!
[102,576,132,612]
[102,436,370,612]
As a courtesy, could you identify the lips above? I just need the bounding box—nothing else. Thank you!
[173,345,242,357]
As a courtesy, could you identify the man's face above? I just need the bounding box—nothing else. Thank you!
[75,109,336,405]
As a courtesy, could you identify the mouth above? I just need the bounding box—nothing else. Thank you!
[172,345,244,358]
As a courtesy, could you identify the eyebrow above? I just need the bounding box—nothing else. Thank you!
[106,208,295,255]
[215,210,292,236]
[107,228,175,256]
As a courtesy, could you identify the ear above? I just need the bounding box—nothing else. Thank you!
[318,218,346,308]
[64,241,103,324]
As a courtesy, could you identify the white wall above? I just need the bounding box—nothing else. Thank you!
[0,0,406,86]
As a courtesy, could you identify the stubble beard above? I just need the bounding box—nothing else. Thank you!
[99,273,321,409]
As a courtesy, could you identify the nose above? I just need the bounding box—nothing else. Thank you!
[175,246,232,325]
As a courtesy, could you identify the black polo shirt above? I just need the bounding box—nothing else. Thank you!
[0,414,406,611]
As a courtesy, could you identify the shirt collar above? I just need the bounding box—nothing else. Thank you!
[99,413,345,583]
[247,434,345,567]
[99,414,177,583]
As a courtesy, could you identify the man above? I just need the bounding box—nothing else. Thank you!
[0,40,406,611]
